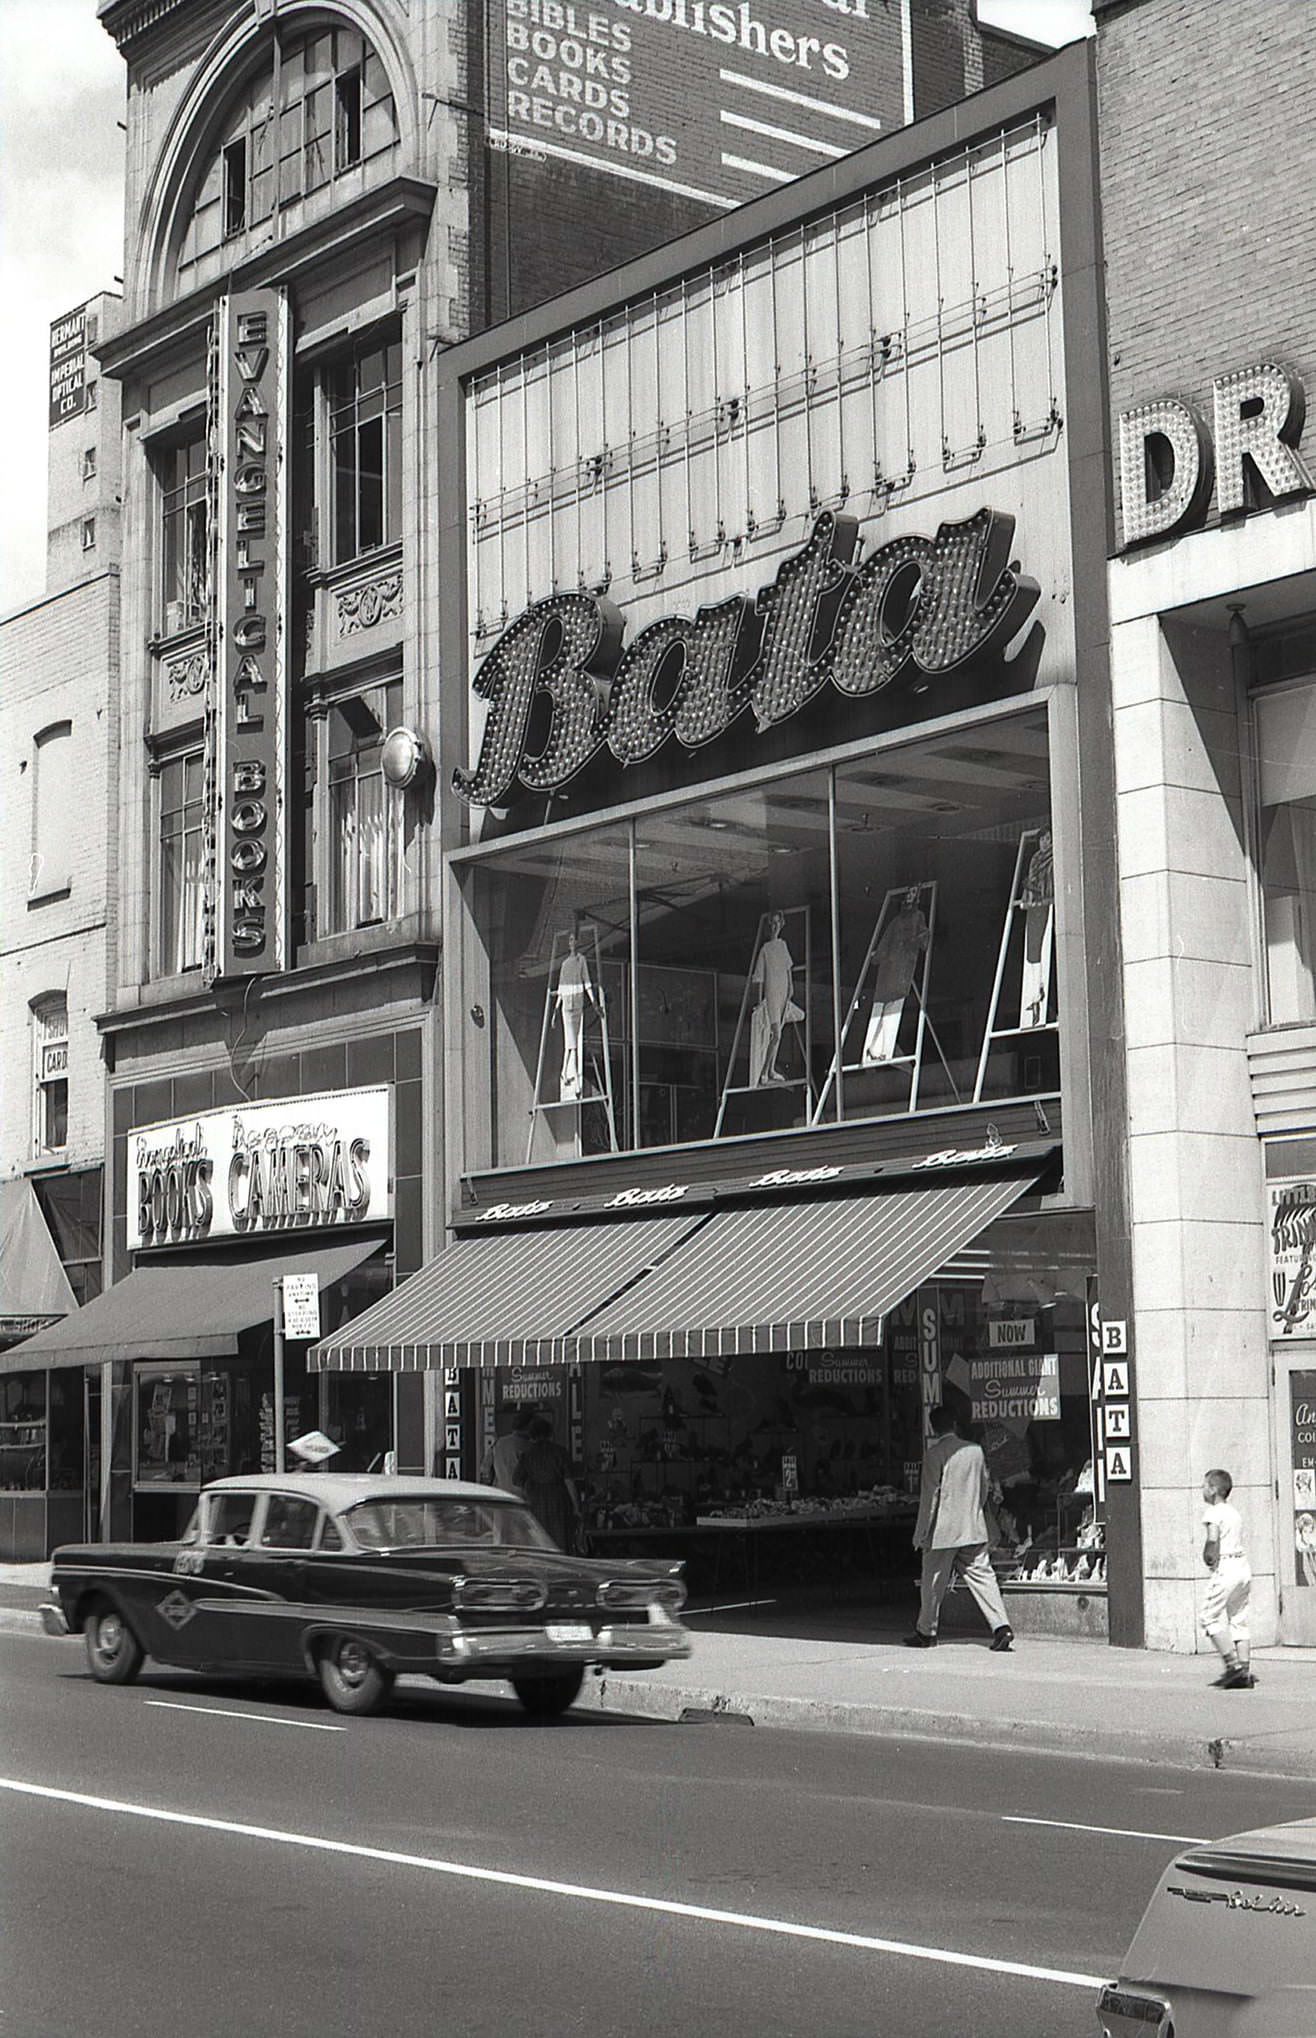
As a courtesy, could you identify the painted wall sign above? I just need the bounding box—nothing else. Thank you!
[128,1087,391,1250]
[49,304,87,429]
[1118,360,1315,549]
[488,0,903,210]
[208,288,289,982]
[455,506,1038,809]
[1269,1179,1316,1338]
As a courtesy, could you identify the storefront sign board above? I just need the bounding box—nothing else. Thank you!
[1118,362,1315,549]
[487,0,902,208]
[1103,1445,1132,1483]
[128,1087,391,1249]
[969,1352,1059,1424]
[208,287,290,983]
[49,304,87,428]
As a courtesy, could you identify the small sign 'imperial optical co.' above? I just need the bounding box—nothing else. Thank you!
[208,287,289,982]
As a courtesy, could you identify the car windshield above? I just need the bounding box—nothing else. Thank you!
[341,1496,559,1552]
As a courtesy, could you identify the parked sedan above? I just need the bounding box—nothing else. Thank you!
[40,1473,691,1719]
[1096,1816,1316,2037]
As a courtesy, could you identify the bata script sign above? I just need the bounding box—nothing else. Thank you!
[489,0,902,210]
[129,1088,390,1249]
[456,507,1038,809]
[208,288,289,982]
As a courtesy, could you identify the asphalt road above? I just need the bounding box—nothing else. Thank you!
[5,1629,1316,2038]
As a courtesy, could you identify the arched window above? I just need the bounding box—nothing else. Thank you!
[178,23,398,282]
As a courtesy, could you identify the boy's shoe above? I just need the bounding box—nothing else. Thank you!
[903,1629,937,1647]
[989,1625,1014,1653]
[1216,1665,1255,1689]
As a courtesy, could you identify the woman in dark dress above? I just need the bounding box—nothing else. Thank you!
[515,1415,581,1551]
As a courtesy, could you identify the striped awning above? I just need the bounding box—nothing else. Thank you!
[309,1211,706,1372]
[566,1172,1042,1362]
[310,1169,1042,1372]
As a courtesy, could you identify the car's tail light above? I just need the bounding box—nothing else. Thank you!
[452,1578,547,1612]
[597,1578,687,1612]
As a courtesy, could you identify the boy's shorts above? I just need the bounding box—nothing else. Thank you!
[1202,1560,1251,1640]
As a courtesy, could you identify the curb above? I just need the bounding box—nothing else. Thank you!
[9,1607,1316,1781]
[576,1670,1316,1781]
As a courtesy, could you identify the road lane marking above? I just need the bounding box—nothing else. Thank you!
[0,1777,1107,1990]
[1003,1815,1205,1845]
[144,1700,345,1733]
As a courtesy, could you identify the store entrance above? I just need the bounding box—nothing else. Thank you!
[1274,1345,1316,1644]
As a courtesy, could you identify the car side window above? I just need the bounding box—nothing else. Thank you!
[259,1495,319,1550]
[208,1493,257,1546]
[318,1515,345,1552]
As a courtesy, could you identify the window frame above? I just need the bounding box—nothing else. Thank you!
[31,995,69,1162]
[326,334,403,566]
[156,425,210,637]
[31,719,72,899]
[153,742,207,980]
[311,673,406,939]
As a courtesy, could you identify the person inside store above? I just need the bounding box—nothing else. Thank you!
[479,1404,537,1490]
[514,1414,583,1553]
[905,1402,1014,1653]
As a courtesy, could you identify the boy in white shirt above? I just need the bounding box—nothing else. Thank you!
[1201,1467,1253,1689]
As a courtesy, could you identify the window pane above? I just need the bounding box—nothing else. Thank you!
[323,687,404,935]
[357,416,384,552]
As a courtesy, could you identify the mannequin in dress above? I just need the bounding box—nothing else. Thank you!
[1017,830,1054,1028]
[863,887,929,1064]
[555,930,597,1101]
[749,911,803,1086]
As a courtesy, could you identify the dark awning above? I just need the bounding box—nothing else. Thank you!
[310,1168,1042,1373]
[309,1212,707,1372]
[0,1179,76,1345]
[3,1233,385,1374]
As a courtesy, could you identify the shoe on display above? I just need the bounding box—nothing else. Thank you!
[989,1625,1014,1652]
[903,1630,937,1648]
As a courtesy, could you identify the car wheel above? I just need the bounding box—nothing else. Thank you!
[84,1600,144,1685]
[317,1635,393,1716]
[511,1667,585,1719]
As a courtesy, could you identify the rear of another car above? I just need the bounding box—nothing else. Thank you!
[1096,1817,1316,2038]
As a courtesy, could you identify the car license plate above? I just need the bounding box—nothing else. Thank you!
[546,1622,592,1643]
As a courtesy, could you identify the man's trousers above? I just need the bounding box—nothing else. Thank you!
[917,1541,1008,1636]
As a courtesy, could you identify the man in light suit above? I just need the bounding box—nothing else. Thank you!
[905,1402,1014,1651]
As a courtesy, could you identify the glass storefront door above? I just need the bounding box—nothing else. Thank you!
[1274,1345,1316,1644]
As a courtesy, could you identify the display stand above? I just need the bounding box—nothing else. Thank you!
[525,926,619,1161]
[811,882,958,1122]
[973,828,1057,1103]
[714,907,813,1137]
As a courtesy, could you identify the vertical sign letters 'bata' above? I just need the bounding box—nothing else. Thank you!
[213,289,288,980]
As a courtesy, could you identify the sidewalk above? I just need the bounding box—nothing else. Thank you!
[5,1561,1314,1780]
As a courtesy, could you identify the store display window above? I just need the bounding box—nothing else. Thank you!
[133,1365,201,1488]
[455,707,1057,1166]
[0,1373,48,1494]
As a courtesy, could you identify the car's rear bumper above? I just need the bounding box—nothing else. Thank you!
[38,1602,70,1638]
[438,1616,692,1671]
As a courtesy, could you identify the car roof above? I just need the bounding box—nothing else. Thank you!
[202,1473,519,1510]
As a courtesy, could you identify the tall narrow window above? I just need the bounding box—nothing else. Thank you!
[31,722,72,897]
[1255,676,1316,1024]
[335,65,362,169]
[329,339,402,563]
[223,137,247,236]
[82,447,97,481]
[32,997,69,1159]
[160,432,209,634]
[80,517,96,552]
[158,751,206,976]
[325,680,404,933]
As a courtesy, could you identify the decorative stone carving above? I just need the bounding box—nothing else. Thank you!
[165,649,208,703]
[336,569,403,637]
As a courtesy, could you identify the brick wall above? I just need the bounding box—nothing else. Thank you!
[1098,0,1316,531]
[0,576,117,1177]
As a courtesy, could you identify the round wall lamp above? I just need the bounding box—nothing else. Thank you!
[380,726,431,790]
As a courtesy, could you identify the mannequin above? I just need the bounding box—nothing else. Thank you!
[1017,830,1054,1028]
[749,912,803,1086]
[863,887,929,1064]
[554,930,597,1101]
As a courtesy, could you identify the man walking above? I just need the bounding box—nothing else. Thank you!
[905,1403,1014,1652]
